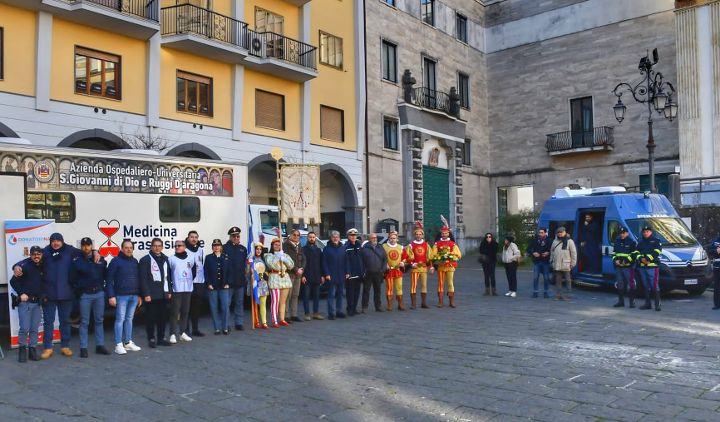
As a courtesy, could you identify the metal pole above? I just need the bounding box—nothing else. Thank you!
[276,160,282,227]
[646,69,656,193]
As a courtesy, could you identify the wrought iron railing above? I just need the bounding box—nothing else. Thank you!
[411,87,451,114]
[247,30,317,70]
[161,4,249,49]
[77,0,159,22]
[545,126,614,152]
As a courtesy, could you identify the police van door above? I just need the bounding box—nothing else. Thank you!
[576,208,605,278]
[0,173,27,323]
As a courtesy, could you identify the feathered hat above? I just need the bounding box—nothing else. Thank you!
[413,220,424,235]
[440,215,450,232]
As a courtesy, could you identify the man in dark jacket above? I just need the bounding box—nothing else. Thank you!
[711,235,720,310]
[139,238,172,348]
[70,237,109,357]
[580,214,601,273]
[528,228,552,298]
[107,240,142,354]
[361,233,387,312]
[283,229,306,323]
[224,226,248,330]
[612,227,637,308]
[633,225,662,311]
[10,246,46,362]
[344,228,364,316]
[204,239,233,335]
[301,232,324,320]
[185,231,206,337]
[322,231,346,319]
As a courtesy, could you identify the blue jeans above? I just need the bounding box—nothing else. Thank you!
[43,300,72,348]
[303,281,320,315]
[18,301,42,347]
[532,262,552,292]
[327,279,344,316]
[114,295,138,345]
[208,288,230,331]
[79,291,105,348]
[231,287,245,326]
[639,267,659,292]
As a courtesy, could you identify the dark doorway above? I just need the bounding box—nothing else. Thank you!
[577,209,605,275]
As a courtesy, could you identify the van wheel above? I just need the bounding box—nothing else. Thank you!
[686,286,707,296]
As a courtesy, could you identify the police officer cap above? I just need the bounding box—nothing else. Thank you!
[619,227,628,234]
[80,237,93,246]
[227,226,241,235]
[642,225,653,231]
[30,246,43,255]
[347,228,359,235]
[212,239,223,246]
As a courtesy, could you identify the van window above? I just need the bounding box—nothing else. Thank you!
[549,221,574,238]
[607,220,621,243]
[26,192,76,223]
[626,218,697,247]
[159,196,200,223]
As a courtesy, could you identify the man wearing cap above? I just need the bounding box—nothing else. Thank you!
[383,231,406,310]
[405,222,434,309]
[633,225,662,311]
[139,237,173,348]
[550,227,577,301]
[283,229,306,323]
[10,246,46,362]
[612,227,637,308]
[224,226,248,330]
[205,239,232,335]
[431,225,462,308]
[70,237,109,357]
[361,233,387,312]
[344,228,364,316]
[184,230,206,337]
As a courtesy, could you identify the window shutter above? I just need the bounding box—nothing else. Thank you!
[256,90,284,130]
[320,105,344,142]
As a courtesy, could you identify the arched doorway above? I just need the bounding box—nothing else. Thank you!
[248,159,279,205]
[421,139,451,241]
[319,164,360,237]
[58,129,130,150]
[166,143,221,160]
[0,121,19,138]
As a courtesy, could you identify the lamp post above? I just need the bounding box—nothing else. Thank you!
[612,48,678,193]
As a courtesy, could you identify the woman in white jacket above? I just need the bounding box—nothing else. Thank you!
[501,235,521,297]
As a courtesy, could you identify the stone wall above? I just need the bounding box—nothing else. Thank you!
[485,0,588,27]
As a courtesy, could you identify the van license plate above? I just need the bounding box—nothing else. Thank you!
[684,279,698,285]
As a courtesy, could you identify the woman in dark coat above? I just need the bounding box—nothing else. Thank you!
[478,233,499,296]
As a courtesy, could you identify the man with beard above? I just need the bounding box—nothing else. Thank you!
[301,232,324,320]
[282,229,306,323]
[139,238,173,347]
[184,231,206,337]
[361,233,387,312]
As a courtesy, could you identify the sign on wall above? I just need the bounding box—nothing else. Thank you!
[0,152,233,196]
[280,164,321,224]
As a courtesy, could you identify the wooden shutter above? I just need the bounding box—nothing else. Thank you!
[320,105,344,142]
[256,89,284,130]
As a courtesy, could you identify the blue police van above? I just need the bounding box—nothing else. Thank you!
[537,186,713,295]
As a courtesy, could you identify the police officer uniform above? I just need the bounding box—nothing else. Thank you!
[204,239,233,334]
[633,225,662,311]
[611,228,637,308]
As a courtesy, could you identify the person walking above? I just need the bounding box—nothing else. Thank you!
[478,233,499,296]
[224,226,248,331]
[501,235,521,297]
[139,238,172,348]
[10,246,45,362]
[248,242,270,329]
[634,225,662,311]
[204,239,232,335]
[612,227,637,308]
[528,228,552,298]
[550,227,577,301]
[265,237,294,328]
[322,231,346,320]
[361,233,387,312]
[282,229,306,323]
[344,228,364,316]
[106,240,142,355]
[301,232,324,320]
[70,237,109,357]
[711,235,720,310]
[168,240,195,343]
[184,231,206,337]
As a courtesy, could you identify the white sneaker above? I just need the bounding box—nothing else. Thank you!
[114,343,127,355]
[510,292,517,298]
[169,334,177,344]
[124,341,141,352]
[504,291,512,296]
[180,332,192,342]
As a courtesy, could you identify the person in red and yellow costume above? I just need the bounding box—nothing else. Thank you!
[404,221,434,309]
[383,231,406,311]
[431,222,462,308]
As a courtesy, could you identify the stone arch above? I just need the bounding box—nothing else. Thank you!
[319,163,358,206]
[0,121,19,138]
[166,142,221,160]
[58,129,130,150]
[319,163,361,236]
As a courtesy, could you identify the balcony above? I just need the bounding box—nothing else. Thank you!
[160,4,250,64]
[243,30,318,82]
[397,77,466,142]
[7,0,160,39]
[546,126,615,156]
[410,87,458,117]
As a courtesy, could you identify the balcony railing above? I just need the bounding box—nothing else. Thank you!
[546,126,614,153]
[248,31,317,70]
[76,0,159,22]
[411,87,453,115]
[161,4,249,49]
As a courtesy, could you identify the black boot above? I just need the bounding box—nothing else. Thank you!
[18,346,27,363]
[654,290,661,312]
[628,290,636,308]
[28,347,38,361]
[639,290,652,310]
[613,291,624,307]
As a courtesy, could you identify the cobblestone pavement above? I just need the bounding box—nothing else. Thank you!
[1,262,720,421]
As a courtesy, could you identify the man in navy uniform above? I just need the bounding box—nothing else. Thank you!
[10,246,46,362]
[611,227,637,308]
[634,225,662,311]
[711,235,720,310]
[70,237,109,357]
[224,226,248,330]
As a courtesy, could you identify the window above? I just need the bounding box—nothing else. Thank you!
[74,47,120,99]
[383,117,398,150]
[383,0,396,6]
[26,192,76,223]
[381,40,397,83]
[255,89,285,131]
[460,139,471,166]
[319,31,343,69]
[0,28,4,80]
[176,71,212,116]
[421,0,434,26]
[320,105,344,142]
[570,96,593,147]
[456,13,468,43]
[607,220,621,243]
[639,173,671,195]
[458,72,470,109]
[255,7,284,34]
[159,196,200,223]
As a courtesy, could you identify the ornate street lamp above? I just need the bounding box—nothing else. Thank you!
[612,48,677,193]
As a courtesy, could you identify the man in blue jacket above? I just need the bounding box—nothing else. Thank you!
[711,235,720,310]
[224,227,248,330]
[107,239,142,354]
[634,225,662,311]
[361,233,387,312]
[10,246,46,362]
[301,232,324,320]
[344,228,364,316]
[322,230,346,320]
[528,228,552,298]
[611,227,637,308]
[70,237,109,358]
